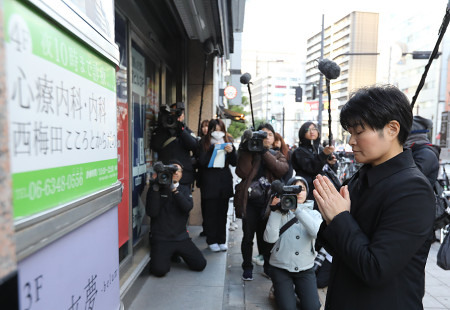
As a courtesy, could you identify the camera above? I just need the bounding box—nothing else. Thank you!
[153,161,178,185]
[247,130,267,152]
[160,102,184,129]
[271,180,302,211]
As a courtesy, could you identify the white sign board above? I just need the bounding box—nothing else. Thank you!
[224,86,237,100]
[5,0,118,219]
[18,207,120,310]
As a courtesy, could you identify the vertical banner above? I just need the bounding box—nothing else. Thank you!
[4,0,118,219]
[18,207,120,310]
[115,14,129,247]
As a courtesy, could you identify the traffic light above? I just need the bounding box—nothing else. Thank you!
[271,115,276,124]
[295,86,303,102]
[312,85,317,100]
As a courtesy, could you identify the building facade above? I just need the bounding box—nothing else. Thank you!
[305,11,379,143]
[0,0,245,309]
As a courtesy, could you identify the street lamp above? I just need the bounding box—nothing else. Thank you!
[332,52,380,61]
[265,60,284,121]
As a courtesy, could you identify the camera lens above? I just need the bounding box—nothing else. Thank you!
[159,172,170,184]
[281,195,297,210]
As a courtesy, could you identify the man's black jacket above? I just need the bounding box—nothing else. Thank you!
[146,183,193,241]
[150,125,198,186]
[318,149,434,310]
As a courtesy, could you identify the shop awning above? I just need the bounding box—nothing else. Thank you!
[218,106,245,123]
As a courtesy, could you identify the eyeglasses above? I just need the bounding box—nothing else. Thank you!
[306,128,318,133]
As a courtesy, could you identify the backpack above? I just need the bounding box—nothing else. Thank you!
[434,178,450,231]
[411,143,450,231]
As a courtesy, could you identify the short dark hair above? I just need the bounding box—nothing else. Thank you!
[257,123,275,136]
[166,159,183,169]
[340,85,412,145]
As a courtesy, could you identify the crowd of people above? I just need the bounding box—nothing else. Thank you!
[145,85,439,310]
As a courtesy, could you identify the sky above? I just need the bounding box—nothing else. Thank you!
[242,0,448,59]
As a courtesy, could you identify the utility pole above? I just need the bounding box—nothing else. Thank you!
[317,14,324,136]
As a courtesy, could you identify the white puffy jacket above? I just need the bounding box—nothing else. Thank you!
[264,200,323,272]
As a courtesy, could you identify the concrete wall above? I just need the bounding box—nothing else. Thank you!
[186,40,214,225]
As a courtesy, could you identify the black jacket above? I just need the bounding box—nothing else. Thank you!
[146,183,193,241]
[197,143,237,200]
[318,149,434,310]
[410,143,440,186]
[291,143,335,200]
[150,125,198,186]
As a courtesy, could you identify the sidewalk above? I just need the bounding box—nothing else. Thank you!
[127,204,450,309]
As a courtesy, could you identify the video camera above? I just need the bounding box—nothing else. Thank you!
[241,129,268,153]
[160,102,184,129]
[270,180,302,211]
[153,161,178,185]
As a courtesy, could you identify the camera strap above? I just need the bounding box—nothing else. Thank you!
[162,137,177,148]
[279,217,298,236]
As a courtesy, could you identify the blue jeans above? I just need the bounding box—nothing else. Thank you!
[270,266,321,310]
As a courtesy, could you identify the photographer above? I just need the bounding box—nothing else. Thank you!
[146,160,206,277]
[264,176,322,310]
[234,123,289,281]
[291,121,337,201]
[150,103,198,188]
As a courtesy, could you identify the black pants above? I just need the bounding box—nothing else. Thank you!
[203,198,229,245]
[270,266,321,310]
[241,203,271,272]
[149,238,206,277]
[316,259,331,288]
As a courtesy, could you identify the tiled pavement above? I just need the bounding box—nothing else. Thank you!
[128,206,450,309]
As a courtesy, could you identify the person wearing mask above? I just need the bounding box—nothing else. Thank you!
[274,132,294,184]
[234,123,289,281]
[291,122,337,201]
[146,160,207,277]
[264,176,322,310]
[313,85,434,310]
[197,119,237,252]
[150,102,198,191]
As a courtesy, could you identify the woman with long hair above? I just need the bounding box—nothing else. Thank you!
[273,132,294,184]
[197,119,237,251]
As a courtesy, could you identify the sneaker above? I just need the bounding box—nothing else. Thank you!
[209,243,220,252]
[252,254,264,266]
[219,243,228,251]
[242,269,253,281]
[268,285,275,300]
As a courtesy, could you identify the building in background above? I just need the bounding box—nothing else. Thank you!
[305,11,379,143]
[0,0,245,309]
[375,1,450,144]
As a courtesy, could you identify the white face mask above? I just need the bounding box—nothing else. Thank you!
[211,131,225,140]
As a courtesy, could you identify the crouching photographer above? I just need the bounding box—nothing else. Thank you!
[146,160,206,277]
[263,176,323,310]
[150,103,198,189]
[234,123,289,281]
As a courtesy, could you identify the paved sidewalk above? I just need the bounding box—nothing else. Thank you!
[127,204,450,309]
